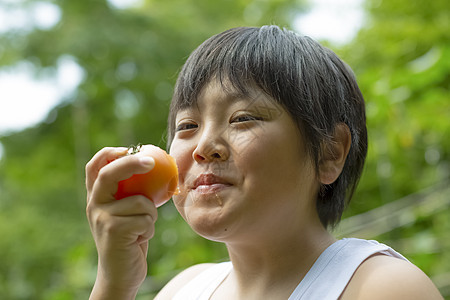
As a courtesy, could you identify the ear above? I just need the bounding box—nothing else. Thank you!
[318,123,352,185]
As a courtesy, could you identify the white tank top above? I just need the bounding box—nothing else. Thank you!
[173,238,408,300]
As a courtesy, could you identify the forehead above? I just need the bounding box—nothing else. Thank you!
[174,79,282,118]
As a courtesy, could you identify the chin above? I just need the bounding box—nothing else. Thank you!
[173,188,240,241]
[175,204,232,242]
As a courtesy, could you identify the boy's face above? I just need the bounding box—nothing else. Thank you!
[169,80,320,242]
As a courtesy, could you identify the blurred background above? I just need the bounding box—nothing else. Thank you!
[0,0,448,298]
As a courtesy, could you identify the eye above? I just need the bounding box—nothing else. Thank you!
[231,114,263,123]
[175,122,198,132]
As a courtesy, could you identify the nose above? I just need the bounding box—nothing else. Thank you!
[192,129,229,163]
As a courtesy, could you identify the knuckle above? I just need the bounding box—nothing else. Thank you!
[89,208,110,230]
[150,207,158,222]
[85,201,98,219]
[95,211,120,236]
[85,161,94,178]
[140,198,158,222]
[99,146,113,155]
[129,196,155,214]
[130,199,145,214]
[133,213,154,227]
[86,147,115,173]
[134,196,150,211]
[144,214,156,225]
[137,216,155,238]
[96,167,110,183]
[102,219,118,236]
[86,202,93,217]
[85,160,92,172]
[146,226,156,239]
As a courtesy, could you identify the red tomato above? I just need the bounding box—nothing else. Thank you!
[114,144,179,207]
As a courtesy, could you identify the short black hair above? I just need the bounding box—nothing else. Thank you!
[167,25,367,228]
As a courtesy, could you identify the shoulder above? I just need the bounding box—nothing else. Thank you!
[154,263,216,300]
[341,254,443,300]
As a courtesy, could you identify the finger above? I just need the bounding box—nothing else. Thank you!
[86,147,128,195]
[138,240,149,260]
[101,195,158,220]
[99,215,156,246]
[133,215,156,244]
[90,154,155,204]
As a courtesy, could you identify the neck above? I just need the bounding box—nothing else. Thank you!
[224,220,335,299]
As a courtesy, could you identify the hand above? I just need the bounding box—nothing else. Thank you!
[85,147,158,299]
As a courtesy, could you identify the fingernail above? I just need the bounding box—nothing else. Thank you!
[139,156,155,168]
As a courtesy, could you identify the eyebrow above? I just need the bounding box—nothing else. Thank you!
[174,84,271,118]
[174,95,246,121]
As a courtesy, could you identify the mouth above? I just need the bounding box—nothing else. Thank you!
[191,173,232,194]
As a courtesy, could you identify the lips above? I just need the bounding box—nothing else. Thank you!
[192,173,232,194]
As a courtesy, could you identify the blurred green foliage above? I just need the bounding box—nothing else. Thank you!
[0,0,448,299]
[336,0,450,296]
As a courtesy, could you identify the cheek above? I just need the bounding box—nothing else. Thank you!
[239,132,312,199]
[168,142,188,219]
[169,140,193,187]
[171,193,187,219]
[242,141,286,187]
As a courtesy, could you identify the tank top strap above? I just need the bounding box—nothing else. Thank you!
[288,238,408,300]
[173,261,233,300]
